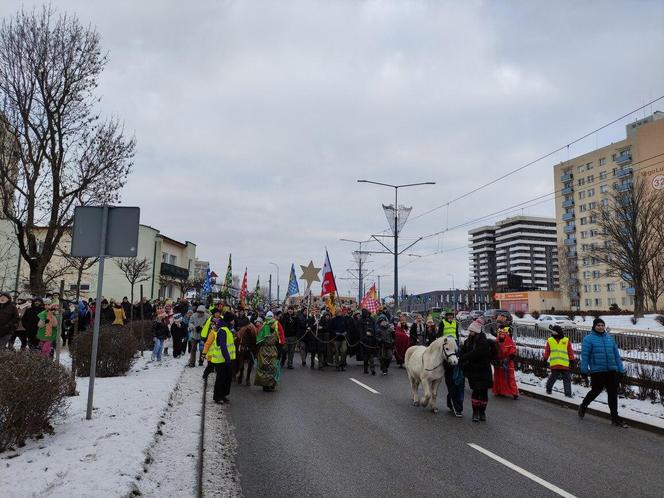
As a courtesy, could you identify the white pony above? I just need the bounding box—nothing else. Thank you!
[405,336,459,413]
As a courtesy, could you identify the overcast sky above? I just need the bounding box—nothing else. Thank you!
[3,1,664,299]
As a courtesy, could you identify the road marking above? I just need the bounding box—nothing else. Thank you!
[349,378,380,394]
[467,443,577,498]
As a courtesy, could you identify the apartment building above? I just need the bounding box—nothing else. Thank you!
[469,216,558,291]
[553,111,664,311]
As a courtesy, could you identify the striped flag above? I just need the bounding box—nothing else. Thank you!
[239,268,248,306]
[221,254,232,298]
[320,250,338,296]
[360,283,380,314]
[286,263,300,297]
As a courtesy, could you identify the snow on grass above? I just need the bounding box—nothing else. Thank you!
[516,371,664,429]
[1,354,185,498]
[514,314,664,333]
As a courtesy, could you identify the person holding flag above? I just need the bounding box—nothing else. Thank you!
[320,251,338,365]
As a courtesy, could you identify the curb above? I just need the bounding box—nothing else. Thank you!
[519,387,664,436]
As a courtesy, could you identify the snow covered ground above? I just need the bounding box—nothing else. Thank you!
[514,314,664,333]
[516,371,664,430]
[1,354,186,497]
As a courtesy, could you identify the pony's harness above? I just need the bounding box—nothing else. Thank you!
[423,338,458,371]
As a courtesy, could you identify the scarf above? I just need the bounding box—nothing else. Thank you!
[256,318,278,344]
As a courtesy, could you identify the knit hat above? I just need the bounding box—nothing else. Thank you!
[173,313,182,322]
[0,292,11,299]
[196,305,206,312]
[467,319,483,334]
[377,314,388,324]
[592,318,606,328]
[550,325,563,335]
[266,311,274,318]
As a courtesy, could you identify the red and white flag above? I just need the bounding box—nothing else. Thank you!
[239,268,248,306]
[360,283,380,314]
[320,250,338,296]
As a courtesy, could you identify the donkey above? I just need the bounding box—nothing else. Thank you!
[235,323,257,386]
[405,336,459,413]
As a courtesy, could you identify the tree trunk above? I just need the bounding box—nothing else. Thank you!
[28,262,47,296]
[634,287,645,318]
[76,265,84,302]
[130,284,134,321]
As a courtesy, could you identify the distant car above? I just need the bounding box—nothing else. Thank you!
[537,315,576,327]
[469,310,485,320]
[456,311,470,321]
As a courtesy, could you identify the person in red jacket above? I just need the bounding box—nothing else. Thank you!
[393,314,411,368]
[492,326,519,399]
[543,325,575,397]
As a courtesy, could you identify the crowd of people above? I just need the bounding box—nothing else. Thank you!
[0,292,627,427]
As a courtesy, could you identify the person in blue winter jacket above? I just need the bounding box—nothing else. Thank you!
[578,318,627,427]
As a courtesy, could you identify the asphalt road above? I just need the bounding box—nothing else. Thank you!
[224,359,664,498]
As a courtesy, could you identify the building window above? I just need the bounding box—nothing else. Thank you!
[579,204,587,212]
[580,231,589,239]
[600,198,609,207]
[592,271,601,278]
[590,229,600,237]
[599,158,606,166]
[587,175,594,183]
[608,298,616,305]
[587,188,595,197]
[600,184,609,193]
[599,171,607,180]
[580,217,587,225]
[578,178,586,186]
[586,162,593,170]
[577,164,585,173]
[621,297,627,305]
[579,191,586,199]
[583,257,590,266]
[588,202,597,210]
[594,298,602,306]
[583,271,591,279]
[162,252,168,263]
[169,254,176,265]
[585,299,592,306]
[607,283,616,292]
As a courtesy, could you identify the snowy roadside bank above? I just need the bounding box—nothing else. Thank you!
[201,382,241,498]
[1,355,185,497]
[516,371,664,430]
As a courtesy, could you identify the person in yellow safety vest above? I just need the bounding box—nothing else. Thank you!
[203,312,236,404]
[543,325,575,397]
[201,310,223,379]
[438,311,459,341]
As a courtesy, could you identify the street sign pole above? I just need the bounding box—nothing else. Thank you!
[86,205,108,420]
[55,279,65,364]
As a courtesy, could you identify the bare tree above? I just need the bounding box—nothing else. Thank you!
[115,258,151,320]
[557,243,579,310]
[0,7,135,296]
[644,255,664,313]
[593,177,664,317]
[59,250,98,301]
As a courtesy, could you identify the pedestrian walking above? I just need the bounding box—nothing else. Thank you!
[0,292,18,349]
[36,303,60,358]
[170,313,188,358]
[330,309,349,371]
[375,314,394,375]
[254,312,284,391]
[11,298,30,350]
[578,318,627,427]
[152,316,170,362]
[280,306,299,369]
[317,311,331,369]
[189,305,209,367]
[22,298,44,350]
[492,326,519,399]
[203,313,236,404]
[394,314,410,368]
[544,325,575,397]
[439,311,460,341]
[359,309,377,375]
[409,314,426,346]
[460,319,493,422]
[112,302,126,326]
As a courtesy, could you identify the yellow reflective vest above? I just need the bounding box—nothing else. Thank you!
[200,316,213,340]
[441,319,458,338]
[204,326,236,364]
[547,336,570,368]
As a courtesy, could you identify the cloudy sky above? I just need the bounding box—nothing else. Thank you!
[3,0,664,299]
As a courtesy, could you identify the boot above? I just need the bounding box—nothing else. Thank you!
[479,407,487,422]
[472,406,480,423]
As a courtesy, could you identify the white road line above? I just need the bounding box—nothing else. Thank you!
[468,443,577,498]
[349,378,380,394]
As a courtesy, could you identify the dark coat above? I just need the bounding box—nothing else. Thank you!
[121,301,132,321]
[22,304,44,338]
[281,313,299,338]
[460,332,493,390]
[375,324,395,345]
[0,301,19,336]
[153,321,171,340]
[99,305,115,325]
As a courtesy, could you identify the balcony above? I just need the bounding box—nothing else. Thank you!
[561,186,573,195]
[564,224,576,234]
[616,166,633,178]
[160,262,189,280]
[564,237,577,246]
[616,181,633,193]
[626,287,636,296]
[562,199,574,208]
[562,212,575,221]
[615,151,632,164]
[560,171,573,182]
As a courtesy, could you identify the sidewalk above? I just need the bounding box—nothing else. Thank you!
[516,371,664,433]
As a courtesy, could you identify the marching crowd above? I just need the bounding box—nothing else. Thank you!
[0,292,628,427]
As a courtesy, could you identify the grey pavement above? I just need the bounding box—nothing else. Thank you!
[224,360,664,498]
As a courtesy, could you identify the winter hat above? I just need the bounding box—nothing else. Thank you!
[377,314,388,324]
[0,292,11,299]
[173,313,183,322]
[196,305,206,313]
[550,325,563,335]
[266,311,274,318]
[592,318,606,328]
[255,316,264,323]
[467,319,483,334]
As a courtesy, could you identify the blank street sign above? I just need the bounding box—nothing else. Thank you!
[70,206,140,257]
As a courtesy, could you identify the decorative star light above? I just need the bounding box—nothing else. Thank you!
[299,261,321,290]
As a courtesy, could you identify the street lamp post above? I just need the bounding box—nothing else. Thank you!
[357,180,435,311]
[340,238,371,305]
[447,273,455,313]
[269,262,280,307]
